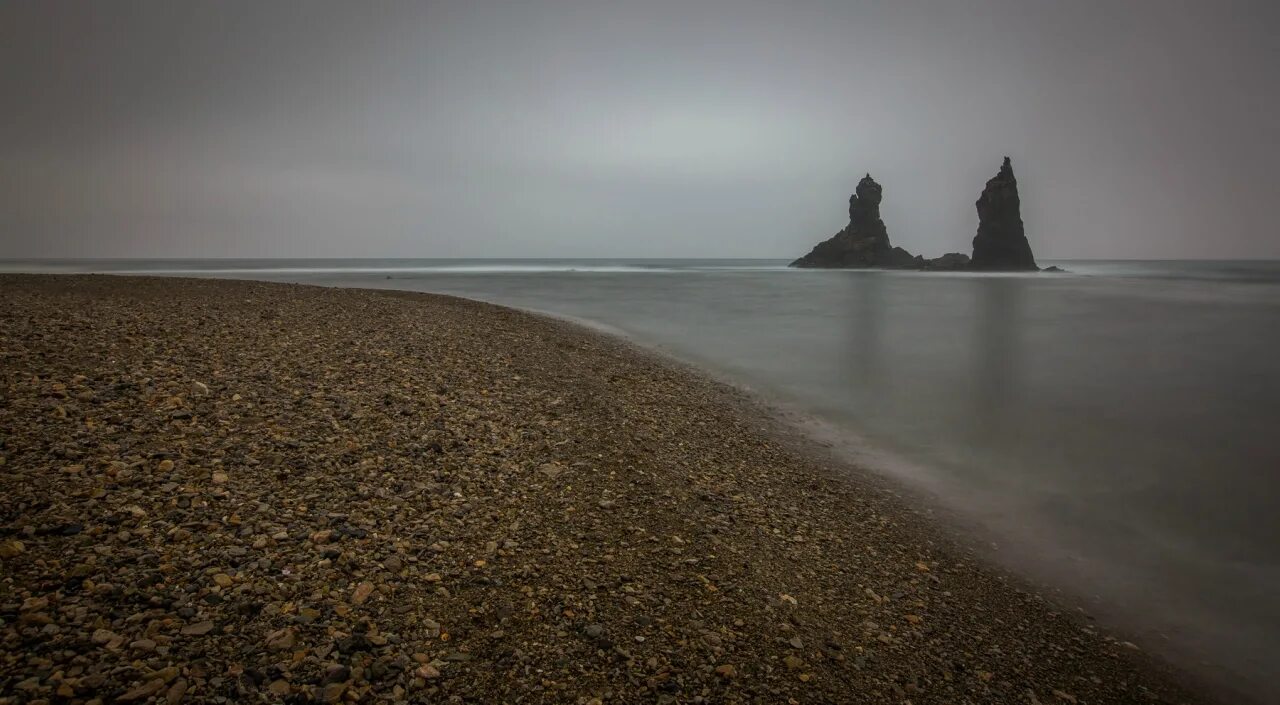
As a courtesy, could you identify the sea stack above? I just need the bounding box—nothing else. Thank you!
[969,157,1038,271]
[790,174,918,268]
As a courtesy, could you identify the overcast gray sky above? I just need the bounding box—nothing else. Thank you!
[2,0,1277,259]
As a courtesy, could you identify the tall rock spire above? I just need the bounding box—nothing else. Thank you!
[790,174,919,268]
[969,157,1038,271]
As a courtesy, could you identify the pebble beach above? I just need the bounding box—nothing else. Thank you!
[0,274,1210,704]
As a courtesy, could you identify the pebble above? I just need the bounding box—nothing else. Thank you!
[265,627,297,651]
[321,681,347,702]
[352,581,375,604]
[117,678,165,701]
[181,620,215,636]
[166,679,189,704]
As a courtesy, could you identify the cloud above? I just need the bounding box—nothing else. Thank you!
[1,0,1277,258]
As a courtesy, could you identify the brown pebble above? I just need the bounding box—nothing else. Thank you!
[181,620,215,636]
[166,678,188,704]
[352,581,375,605]
[117,678,165,701]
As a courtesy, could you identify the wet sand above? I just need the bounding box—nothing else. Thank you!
[0,275,1214,704]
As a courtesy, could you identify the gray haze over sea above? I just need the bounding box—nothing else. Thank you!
[6,258,1279,700]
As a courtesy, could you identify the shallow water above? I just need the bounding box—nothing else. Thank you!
[7,257,1279,701]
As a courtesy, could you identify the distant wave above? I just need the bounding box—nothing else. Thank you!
[0,260,795,275]
[2,258,1277,283]
[1049,259,1280,284]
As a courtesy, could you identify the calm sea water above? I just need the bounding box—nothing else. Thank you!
[6,258,1279,700]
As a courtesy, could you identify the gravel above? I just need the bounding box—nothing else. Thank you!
[0,274,1211,704]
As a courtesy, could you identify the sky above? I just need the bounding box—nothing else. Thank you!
[1,0,1277,260]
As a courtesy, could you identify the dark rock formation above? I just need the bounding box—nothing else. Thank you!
[791,175,918,268]
[969,157,1037,271]
[923,252,971,271]
[791,160,1047,272]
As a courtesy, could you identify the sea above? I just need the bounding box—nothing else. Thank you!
[5,257,1279,701]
